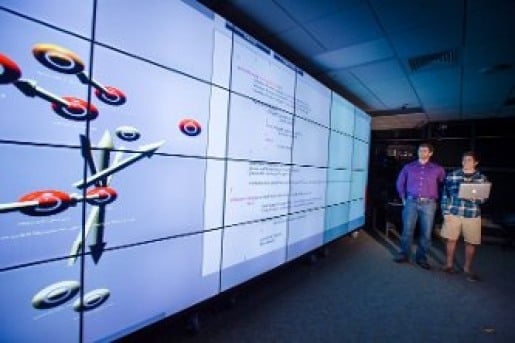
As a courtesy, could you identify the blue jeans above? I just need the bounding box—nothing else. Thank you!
[399,198,437,262]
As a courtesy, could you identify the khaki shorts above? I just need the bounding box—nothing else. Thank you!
[440,214,482,245]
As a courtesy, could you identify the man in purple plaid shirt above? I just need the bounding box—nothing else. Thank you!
[440,151,489,281]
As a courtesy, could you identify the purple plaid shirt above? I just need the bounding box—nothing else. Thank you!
[396,160,445,200]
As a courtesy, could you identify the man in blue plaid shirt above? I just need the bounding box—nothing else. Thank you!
[440,151,489,281]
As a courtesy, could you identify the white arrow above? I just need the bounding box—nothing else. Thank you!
[73,140,165,189]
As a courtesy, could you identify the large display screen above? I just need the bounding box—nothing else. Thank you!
[0,1,370,341]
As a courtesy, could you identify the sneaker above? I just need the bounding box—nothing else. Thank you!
[416,260,431,270]
[440,266,456,274]
[465,272,480,282]
[393,254,409,263]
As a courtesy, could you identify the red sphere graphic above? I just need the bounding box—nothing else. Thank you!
[179,118,202,136]
[0,53,22,84]
[52,96,99,121]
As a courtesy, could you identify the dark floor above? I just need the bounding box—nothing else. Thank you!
[122,227,515,343]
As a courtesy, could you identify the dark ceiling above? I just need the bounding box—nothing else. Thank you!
[198,0,515,130]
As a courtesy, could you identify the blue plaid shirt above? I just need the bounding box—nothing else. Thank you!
[441,169,488,218]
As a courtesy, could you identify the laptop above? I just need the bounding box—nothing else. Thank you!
[457,182,492,200]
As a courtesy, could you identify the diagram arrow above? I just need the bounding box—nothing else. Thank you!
[68,205,99,265]
[89,205,106,264]
[67,150,124,265]
[0,200,39,213]
[80,135,98,177]
[77,71,110,94]
[73,140,165,189]
[13,79,69,107]
[95,131,115,186]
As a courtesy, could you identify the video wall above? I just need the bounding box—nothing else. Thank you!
[0,1,370,341]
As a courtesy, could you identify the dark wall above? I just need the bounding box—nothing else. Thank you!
[368,117,515,221]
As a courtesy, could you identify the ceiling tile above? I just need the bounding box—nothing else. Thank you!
[349,72,419,109]
[409,66,460,85]
[423,98,460,109]
[409,67,460,104]
[305,3,383,50]
[339,79,386,110]
[462,73,514,103]
[348,59,405,84]
[367,82,419,108]
[269,27,326,56]
[466,1,515,45]
[230,0,297,34]
[370,0,462,34]
[388,23,462,59]
[463,39,515,73]
[462,101,501,115]
[312,38,393,70]
[327,69,361,86]
[424,106,460,113]
[275,0,363,23]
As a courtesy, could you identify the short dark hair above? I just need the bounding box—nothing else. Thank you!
[462,150,479,162]
[418,142,434,153]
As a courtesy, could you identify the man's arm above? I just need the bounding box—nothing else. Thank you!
[440,177,449,215]
[396,166,407,204]
[476,173,489,204]
[439,166,446,183]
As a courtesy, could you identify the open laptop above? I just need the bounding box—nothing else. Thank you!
[458,182,492,200]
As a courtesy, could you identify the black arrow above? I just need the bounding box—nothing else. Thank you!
[89,205,106,264]
[80,135,98,177]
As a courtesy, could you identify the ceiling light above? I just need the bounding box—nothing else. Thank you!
[479,63,512,74]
